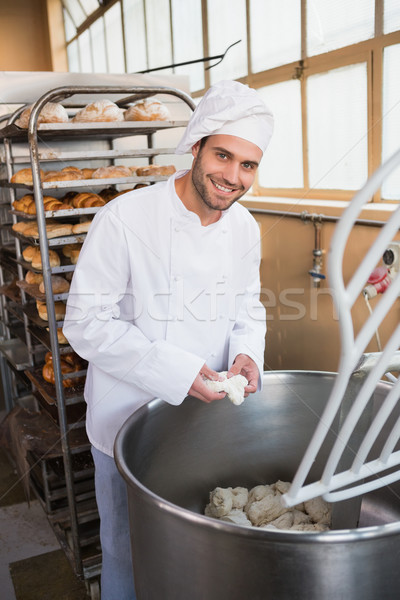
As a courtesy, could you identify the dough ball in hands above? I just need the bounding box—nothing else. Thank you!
[202,371,248,406]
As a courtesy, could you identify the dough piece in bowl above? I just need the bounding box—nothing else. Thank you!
[247,493,289,527]
[220,509,252,527]
[203,371,248,406]
[231,487,248,510]
[304,497,332,526]
[205,487,233,518]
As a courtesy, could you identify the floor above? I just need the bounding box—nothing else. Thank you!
[0,410,90,599]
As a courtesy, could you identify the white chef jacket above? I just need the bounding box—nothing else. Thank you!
[63,170,266,456]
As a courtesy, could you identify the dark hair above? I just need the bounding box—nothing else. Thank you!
[199,136,209,150]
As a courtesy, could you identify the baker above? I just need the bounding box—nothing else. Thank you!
[63,79,273,600]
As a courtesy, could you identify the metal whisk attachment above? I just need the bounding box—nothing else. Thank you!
[283,147,400,507]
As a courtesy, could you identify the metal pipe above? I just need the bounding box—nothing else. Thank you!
[248,207,390,228]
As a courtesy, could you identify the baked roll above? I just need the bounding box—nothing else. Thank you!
[92,165,132,179]
[72,221,92,234]
[136,164,176,177]
[71,192,105,208]
[31,248,61,270]
[43,170,84,182]
[72,99,124,123]
[39,276,70,294]
[11,168,44,184]
[36,300,66,321]
[124,99,170,121]
[22,245,37,262]
[46,327,69,345]
[25,271,43,285]
[15,102,69,128]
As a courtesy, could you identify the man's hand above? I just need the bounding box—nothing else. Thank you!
[188,364,226,404]
[227,354,259,397]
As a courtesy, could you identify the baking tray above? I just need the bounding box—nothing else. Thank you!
[22,301,65,328]
[0,120,189,141]
[28,325,73,354]
[14,256,76,275]
[16,279,69,302]
[26,366,86,406]
[11,229,87,247]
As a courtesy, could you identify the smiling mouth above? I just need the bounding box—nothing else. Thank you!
[211,179,238,194]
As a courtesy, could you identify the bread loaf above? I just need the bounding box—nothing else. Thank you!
[72,99,124,123]
[15,102,69,128]
[81,168,96,179]
[22,245,37,262]
[39,276,70,294]
[42,359,75,388]
[72,221,91,234]
[43,170,84,182]
[92,165,132,179]
[46,327,69,345]
[124,99,170,122]
[11,168,44,184]
[36,300,66,321]
[31,248,61,270]
[72,192,105,208]
[25,271,43,285]
[136,164,176,177]
[99,187,118,201]
[12,221,33,234]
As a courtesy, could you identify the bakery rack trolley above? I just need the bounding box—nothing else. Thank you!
[0,84,195,598]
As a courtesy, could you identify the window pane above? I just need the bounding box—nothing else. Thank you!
[382,44,400,200]
[257,80,303,189]
[307,0,374,57]
[123,0,147,73]
[250,0,301,72]
[67,40,80,72]
[90,18,107,73]
[79,30,93,72]
[171,0,204,92]
[146,0,173,72]
[104,3,125,73]
[80,0,100,14]
[63,0,86,26]
[63,8,76,42]
[307,63,368,190]
[207,0,247,84]
[384,0,400,34]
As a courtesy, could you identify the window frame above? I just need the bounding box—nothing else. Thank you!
[61,0,400,203]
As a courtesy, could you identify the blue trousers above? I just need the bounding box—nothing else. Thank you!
[91,446,137,600]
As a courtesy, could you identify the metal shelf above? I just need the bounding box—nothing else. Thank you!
[0,338,32,369]
[0,119,189,142]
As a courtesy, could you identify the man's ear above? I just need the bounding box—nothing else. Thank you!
[192,140,201,159]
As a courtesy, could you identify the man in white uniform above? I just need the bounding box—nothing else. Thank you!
[63,80,273,599]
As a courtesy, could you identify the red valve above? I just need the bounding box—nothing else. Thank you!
[367,266,392,295]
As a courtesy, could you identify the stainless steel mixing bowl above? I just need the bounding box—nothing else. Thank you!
[115,371,400,600]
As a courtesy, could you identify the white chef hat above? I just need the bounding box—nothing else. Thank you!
[175,80,274,155]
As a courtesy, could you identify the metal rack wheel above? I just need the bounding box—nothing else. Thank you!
[86,578,100,600]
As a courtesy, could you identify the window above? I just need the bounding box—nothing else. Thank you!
[62,0,400,202]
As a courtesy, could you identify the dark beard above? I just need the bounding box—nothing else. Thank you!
[191,153,245,212]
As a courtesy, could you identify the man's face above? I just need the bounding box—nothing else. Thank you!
[191,134,263,212]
